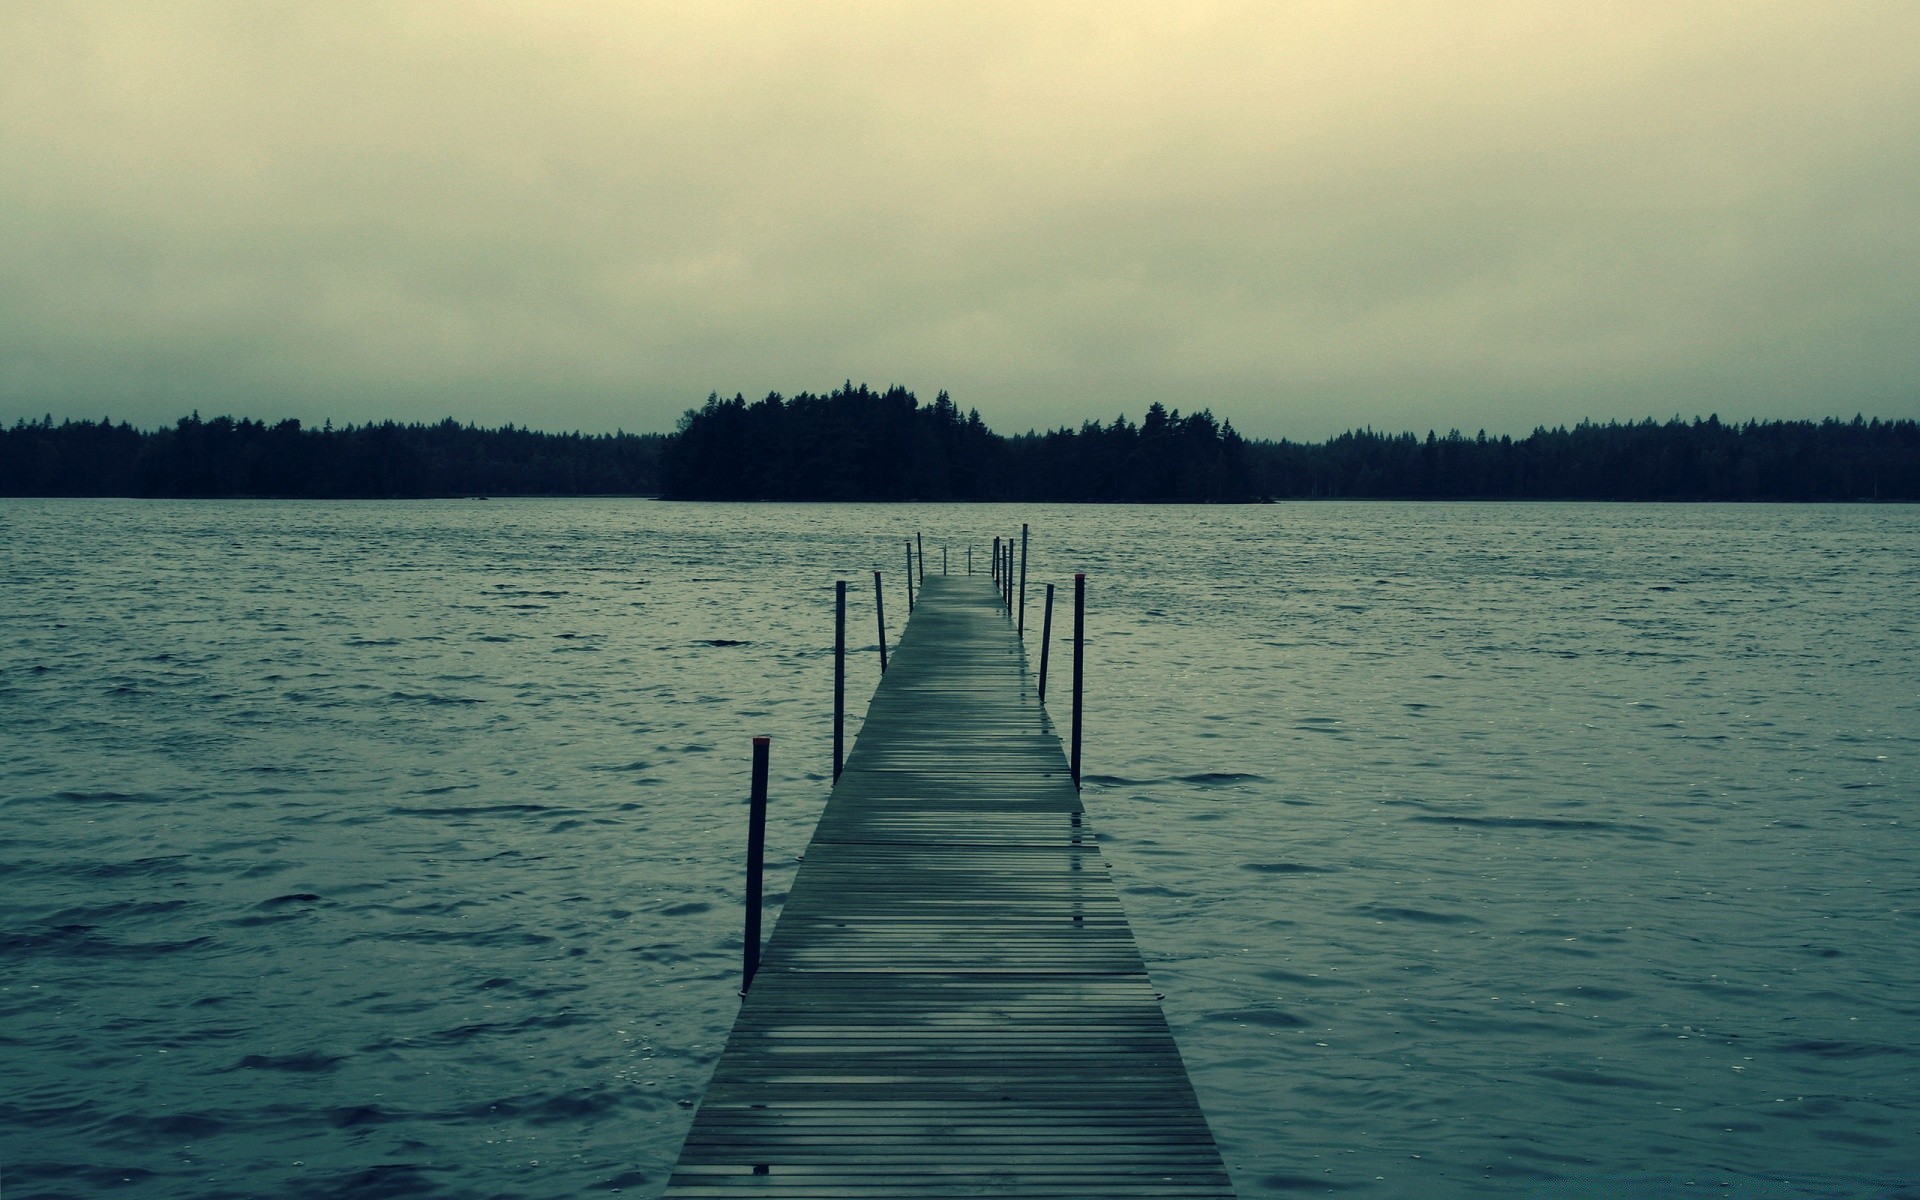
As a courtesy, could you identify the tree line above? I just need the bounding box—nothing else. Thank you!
[2,393,1915,500]
[0,413,664,498]
[660,384,1256,501]
[1250,416,1920,501]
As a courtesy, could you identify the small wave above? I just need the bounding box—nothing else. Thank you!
[1203,1006,1311,1029]
[1407,814,1659,835]
[387,802,555,818]
[1351,903,1469,925]
[50,790,165,805]
[1124,883,1194,898]
[702,638,750,647]
[327,1104,402,1128]
[529,1089,621,1124]
[2,924,211,957]
[385,691,481,706]
[1778,1038,1909,1060]
[1261,1174,1365,1191]
[231,1051,344,1073]
[1241,862,1335,874]
[296,1162,443,1199]
[1535,1066,1656,1090]
[1176,771,1269,785]
[109,1112,226,1139]
[599,1170,652,1190]
[47,899,190,924]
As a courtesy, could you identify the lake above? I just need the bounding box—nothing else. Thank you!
[2,499,1915,1198]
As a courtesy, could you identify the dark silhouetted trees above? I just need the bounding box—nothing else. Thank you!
[0,413,663,497]
[659,385,1255,501]
[1245,416,1920,501]
[4,402,1915,501]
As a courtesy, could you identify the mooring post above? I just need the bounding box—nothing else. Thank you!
[968,543,973,575]
[992,537,1000,585]
[833,581,846,782]
[943,544,948,575]
[1018,523,1029,638]
[1007,540,1015,615]
[742,735,770,993]
[873,571,888,673]
[917,532,925,584]
[1039,582,1055,703]
[1071,573,1085,789]
[906,541,915,612]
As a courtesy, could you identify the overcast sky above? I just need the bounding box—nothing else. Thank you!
[3,2,1917,440]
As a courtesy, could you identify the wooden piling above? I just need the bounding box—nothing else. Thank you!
[873,570,888,673]
[1071,572,1085,789]
[1018,522,1029,637]
[833,581,846,782]
[741,736,770,993]
[1039,581,1055,703]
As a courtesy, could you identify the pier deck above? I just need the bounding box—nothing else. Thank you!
[665,574,1234,1198]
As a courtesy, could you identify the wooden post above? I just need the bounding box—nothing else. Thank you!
[1018,523,1029,638]
[742,736,770,993]
[1038,582,1055,703]
[873,571,888,673]
[992,537,1000,585]
[968,543,973,575]
[1071,573,1085,789]
[917,532,925,584]
[943,545,948,575]
[906,541,915,612]
[1007,540,1015,615]
[833,581,846,782]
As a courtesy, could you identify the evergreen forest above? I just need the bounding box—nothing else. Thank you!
[3,386,1916,501]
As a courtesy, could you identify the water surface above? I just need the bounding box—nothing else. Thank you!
[2,500,1915,1197]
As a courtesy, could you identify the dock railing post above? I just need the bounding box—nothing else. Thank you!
[742,736,770,993]
[873,571,888,673]
[968,544,973,575]
[992,537,1000,585]
[943,545,948,575]
[1005,540,1015,616]
[917,532,925,584]
[833,581,846,782]
[906,541,915,612]
[1038,582,1054,703]
[1018,523,1028,638]
[1071,573,1085,789]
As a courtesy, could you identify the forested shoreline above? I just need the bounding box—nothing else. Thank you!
[3,387,1916,500]
[0,414,665,498]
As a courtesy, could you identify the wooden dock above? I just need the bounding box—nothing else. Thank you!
[665,574,1234,1198]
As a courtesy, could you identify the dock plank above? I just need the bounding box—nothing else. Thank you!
[665,574,1234,1198]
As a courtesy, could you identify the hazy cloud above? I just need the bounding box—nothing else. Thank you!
[4,1,1917,437]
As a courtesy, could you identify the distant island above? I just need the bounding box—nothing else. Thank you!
[4,384,1916,501]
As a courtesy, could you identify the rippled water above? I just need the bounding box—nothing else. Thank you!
[2,499,1916,1198]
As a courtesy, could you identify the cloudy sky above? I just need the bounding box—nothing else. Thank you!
[3,2,1917,440]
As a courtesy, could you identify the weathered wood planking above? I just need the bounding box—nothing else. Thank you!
[665,574,1234,1198]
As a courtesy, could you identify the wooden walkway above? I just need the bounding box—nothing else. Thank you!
[665,574,1234,1198]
